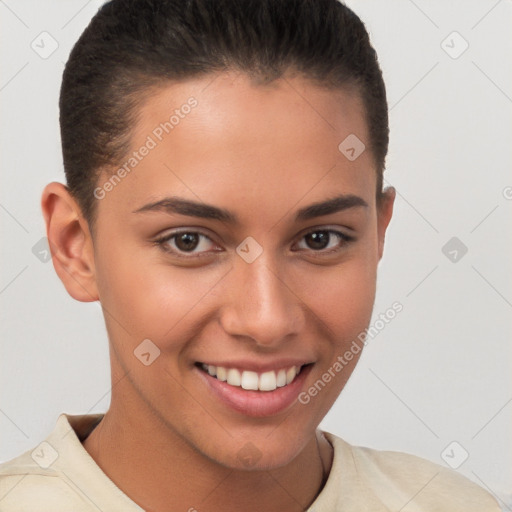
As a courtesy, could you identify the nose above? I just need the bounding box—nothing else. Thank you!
[219,255,305,348]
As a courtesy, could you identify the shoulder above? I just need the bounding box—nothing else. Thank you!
[0,413,142,511]
[322,432,501,512]
[0,413,109,511]
[0,451,90,510]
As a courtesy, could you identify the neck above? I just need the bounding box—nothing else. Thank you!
[82,394,332,512]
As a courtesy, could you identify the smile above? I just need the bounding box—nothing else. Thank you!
[196,359,313,417]
[200,363,301,392]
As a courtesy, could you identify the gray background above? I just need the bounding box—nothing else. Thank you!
[1,0,511,508]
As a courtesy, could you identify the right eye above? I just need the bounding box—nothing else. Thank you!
[154,230,223,258]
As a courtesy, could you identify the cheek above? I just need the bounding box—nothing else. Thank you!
[94,243,229,347]
[298,253,378,341]
[294,255,378,413]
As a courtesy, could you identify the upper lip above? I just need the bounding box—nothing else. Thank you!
[196,359,314,373]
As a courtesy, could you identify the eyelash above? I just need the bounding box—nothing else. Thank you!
[153,228,355,259]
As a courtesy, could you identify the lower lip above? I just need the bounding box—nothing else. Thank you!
[196,365,312,418]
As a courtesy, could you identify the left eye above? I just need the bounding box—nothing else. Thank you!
[294,230,352,252]
[156,231,218,255]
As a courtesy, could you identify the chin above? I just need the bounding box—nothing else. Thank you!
[199,427,315,472]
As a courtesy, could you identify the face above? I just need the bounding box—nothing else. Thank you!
[80,72,393,469]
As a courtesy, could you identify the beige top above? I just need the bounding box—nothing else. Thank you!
[0,413,500,511]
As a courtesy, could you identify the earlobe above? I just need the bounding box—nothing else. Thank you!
[41,182,99,302]
[377,186,396,260]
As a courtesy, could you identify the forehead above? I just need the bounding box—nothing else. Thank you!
[97,72,376,223]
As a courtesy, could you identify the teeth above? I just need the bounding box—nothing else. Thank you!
[286,367,296,385]
[241,371,259,390]
[216,366,227,382]
[276,369,287,387]
[201,364,302,391]
[259,371,277,391]
[227,368,241,386]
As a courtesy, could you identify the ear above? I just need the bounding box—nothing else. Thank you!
[41,182,99,302]
[376,186,395,260]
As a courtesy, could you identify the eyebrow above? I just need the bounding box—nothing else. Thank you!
[295,194,368,221]
[133,197,237,223]
[132,194,368,223]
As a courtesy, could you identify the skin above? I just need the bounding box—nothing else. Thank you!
[42,71,394,511]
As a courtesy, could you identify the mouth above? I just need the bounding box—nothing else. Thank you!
[195,361,313,417]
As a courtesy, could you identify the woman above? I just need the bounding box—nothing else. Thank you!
[0,0,500,510]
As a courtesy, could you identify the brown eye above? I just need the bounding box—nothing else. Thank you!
[294,229,354,253]
[175,232,200,251]
[155,230,220,257]
[304,231,330,250]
